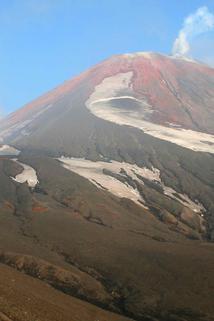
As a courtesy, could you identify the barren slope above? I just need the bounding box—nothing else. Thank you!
[0,52,214,320]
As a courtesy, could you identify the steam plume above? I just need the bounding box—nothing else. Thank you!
[172,6,214,57]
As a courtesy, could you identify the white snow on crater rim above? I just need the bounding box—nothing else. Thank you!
[86,72,214,154]
[59,157,204,214]
[11,159,38,188]
[123,52,154,59]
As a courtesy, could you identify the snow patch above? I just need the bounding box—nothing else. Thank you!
[123,52,153,59]
[58,157,205,214]
[11,160,38,188]
[0,145,20,156]
[86,73,214,154]
[87,72,133,106]
[58,157,148,208]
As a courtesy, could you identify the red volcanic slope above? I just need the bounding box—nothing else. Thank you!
[1,52,214,134]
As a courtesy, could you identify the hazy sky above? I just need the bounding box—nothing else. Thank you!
[0,0,214,115]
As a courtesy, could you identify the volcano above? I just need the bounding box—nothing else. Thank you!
[0,52,214,321]
[1,52,214,152]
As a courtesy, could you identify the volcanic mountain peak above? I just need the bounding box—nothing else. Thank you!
[0,50,214,154]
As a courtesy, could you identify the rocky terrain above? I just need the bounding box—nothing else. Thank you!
[0,52,214,321]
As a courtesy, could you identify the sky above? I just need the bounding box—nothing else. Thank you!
[0,0,214,115]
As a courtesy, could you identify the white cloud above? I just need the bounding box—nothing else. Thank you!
[172,6,214,57]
